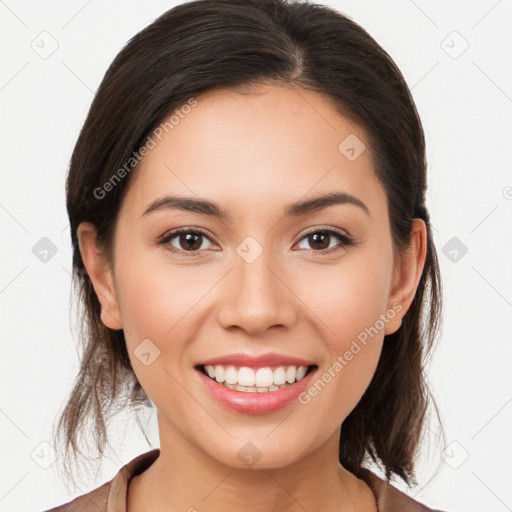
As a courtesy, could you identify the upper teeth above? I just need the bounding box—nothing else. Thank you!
[204,364,309,387]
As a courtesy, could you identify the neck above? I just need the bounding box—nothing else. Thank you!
[128,420,377,512]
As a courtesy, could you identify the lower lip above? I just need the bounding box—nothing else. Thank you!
[196,367,317,415]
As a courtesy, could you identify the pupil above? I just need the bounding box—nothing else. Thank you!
[311,232,329,250]
[182,233,201,250]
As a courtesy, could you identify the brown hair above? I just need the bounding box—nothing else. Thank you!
[55,0,444,488]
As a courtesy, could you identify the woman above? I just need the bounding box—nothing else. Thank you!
[46,0,449,510]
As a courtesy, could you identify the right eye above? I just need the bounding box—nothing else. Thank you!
[157,228,217,256]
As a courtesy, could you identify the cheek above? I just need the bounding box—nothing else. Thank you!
[330,282,389,359]
[298,248,392,350]
[113,261,195,415]
[115,270,169,342]
[112,252,213,395]
[296,284,386,437]
[114,248,203,344]
[293,250,391,418]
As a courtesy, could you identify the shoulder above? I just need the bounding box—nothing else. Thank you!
[357,467,451,512]
[42,449,160,512]
[42,481,110,512]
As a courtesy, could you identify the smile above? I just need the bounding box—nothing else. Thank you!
[200,364,313,392]
[195,359,318,414]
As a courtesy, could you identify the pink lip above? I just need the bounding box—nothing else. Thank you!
[195,366,318,415]
[195,352,316,369]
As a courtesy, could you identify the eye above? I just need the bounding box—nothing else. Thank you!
[295,228,355,254]
[157,226,355,257]
[157,228,216,256]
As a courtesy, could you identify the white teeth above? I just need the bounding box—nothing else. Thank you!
[286,366,296,383]
[273,367,287,385]
[235,384,257,392]
[213,364,225,382]
[232,383,289,392]
[255,367,274,387]
[296,366,308,380]
[238,367,255,387]
[203,364,311,391]
[225,366,238,385]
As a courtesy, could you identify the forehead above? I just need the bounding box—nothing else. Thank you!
[122,84,386,221]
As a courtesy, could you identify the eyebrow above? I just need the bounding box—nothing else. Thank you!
[141,191,371,220]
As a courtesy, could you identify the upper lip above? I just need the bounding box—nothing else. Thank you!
[195,352,316,368]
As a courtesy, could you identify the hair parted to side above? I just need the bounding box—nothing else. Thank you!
[55,0,444,488]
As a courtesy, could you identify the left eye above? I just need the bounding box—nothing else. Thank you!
[296,229,353,252]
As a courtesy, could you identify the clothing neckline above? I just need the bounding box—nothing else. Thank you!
[357,466,382,512]
[107,448,425,512]
[107,448,160,510]
[115,449,382,511]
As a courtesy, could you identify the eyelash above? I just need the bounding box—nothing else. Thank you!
[156,226,356,258]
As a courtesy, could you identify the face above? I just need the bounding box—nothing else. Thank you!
[79,84,425,470]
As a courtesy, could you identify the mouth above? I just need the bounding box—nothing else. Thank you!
[195,363,318,393]
[193,353,319,414]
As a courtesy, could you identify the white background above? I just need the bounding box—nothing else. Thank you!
[1,1,511,511]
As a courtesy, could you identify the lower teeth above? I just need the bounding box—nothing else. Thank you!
[220,381,291,392]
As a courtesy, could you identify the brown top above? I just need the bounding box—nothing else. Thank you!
[44,449,449,512]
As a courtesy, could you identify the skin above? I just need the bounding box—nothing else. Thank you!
[78,83,427,512]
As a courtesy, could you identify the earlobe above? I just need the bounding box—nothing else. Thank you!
[76,222,123,330]
[384,219,427,335]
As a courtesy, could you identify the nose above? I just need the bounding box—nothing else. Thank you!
[216,248,297,336]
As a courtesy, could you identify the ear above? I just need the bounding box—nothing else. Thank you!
[76,222,123,330]
[384,218,427,335]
